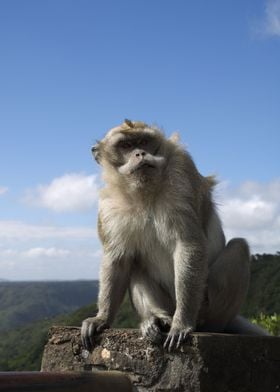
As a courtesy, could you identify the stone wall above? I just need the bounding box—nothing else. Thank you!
[41,326,280,392]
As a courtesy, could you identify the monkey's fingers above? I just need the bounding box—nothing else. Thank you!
[88,323,96,350]
[81,317,107,351]
[147,324,162,343]
[163,333,176,352]
[81,320,94,351]
[176,329,190,349]
[96,322,108,333]
[177,327,193,348]
[176,332,184,349]
[164,327,193,351]
[141,318,162,344]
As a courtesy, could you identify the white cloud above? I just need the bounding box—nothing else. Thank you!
[216,179,280,254]
[0,245,102,281]
[0,247,70,259]
[24,173,99,212]
[0,249,18,257]
[220,196,277,230]
[0,220,101,280]
[253,0,280,37]
[0,220,96,241]
[0,187,8,196]
[22,247,70,259]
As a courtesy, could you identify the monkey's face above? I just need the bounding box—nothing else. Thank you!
[92,121,167,186]
[116,133,166,177]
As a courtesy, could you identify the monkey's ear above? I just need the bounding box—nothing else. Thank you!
[91,142,101,164]
[169,132,180,144]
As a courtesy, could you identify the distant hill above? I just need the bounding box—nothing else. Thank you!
[0,295,138,371]
[242,253,280,316]
[0,281,99,332]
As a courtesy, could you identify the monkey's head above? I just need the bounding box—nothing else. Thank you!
[92,120,172,189]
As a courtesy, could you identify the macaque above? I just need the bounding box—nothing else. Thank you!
[81,120,269,351]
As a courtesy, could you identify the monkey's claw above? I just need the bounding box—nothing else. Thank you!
[163,326,193,351]
[81,317,108,351]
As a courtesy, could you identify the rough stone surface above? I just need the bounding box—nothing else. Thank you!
[41,326,280,392]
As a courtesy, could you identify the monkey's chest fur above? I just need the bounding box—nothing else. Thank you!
[100,193,224,296]
[100,199,176,291]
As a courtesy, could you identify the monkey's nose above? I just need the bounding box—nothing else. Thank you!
[135,150,146,158]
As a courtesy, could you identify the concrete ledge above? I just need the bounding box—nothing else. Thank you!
[41,326,280,392]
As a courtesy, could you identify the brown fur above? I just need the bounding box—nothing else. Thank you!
[81,120,269,352]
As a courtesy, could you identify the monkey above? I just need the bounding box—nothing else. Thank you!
[81,119,269,352]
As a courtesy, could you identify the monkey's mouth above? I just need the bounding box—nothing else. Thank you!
[129,162,156,175]
[134,162,156,172]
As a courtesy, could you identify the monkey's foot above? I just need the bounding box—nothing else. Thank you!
[163,326,193,352]
[81,316,109,351]
[141,316,171,344]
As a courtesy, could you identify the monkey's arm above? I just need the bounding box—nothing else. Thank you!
[164,233,208,351]
[81,254,130,350]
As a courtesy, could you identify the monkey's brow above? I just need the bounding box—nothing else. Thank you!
[106,133,127,146]
[110,132,153,146]
[119,134,156,146]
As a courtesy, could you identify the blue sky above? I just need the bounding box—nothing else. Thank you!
[0,0,280,280]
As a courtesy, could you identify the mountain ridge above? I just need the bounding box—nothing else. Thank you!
[0,280,99,332]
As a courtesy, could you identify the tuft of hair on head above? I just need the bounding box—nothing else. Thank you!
[124,119,134,128]
[124,119,148,130]
[169,132,181,145]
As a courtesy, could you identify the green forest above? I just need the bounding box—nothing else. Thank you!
[0,280,99,331]
[0,253,279,371]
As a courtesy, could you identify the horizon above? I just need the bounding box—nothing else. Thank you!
[0,251,279,282]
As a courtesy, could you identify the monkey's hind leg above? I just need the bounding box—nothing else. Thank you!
[129,271,174,344]
[201,238,251,332]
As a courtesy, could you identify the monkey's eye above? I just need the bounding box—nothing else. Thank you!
[119,141,133,149]
[139,138,148,146]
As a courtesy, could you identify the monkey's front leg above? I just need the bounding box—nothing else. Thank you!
[164,239,207,351]
[81,254,130,351]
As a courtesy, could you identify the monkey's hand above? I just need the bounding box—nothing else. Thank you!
[141,316,172,344]
[81,316,109,351]
[163,325,194,352]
